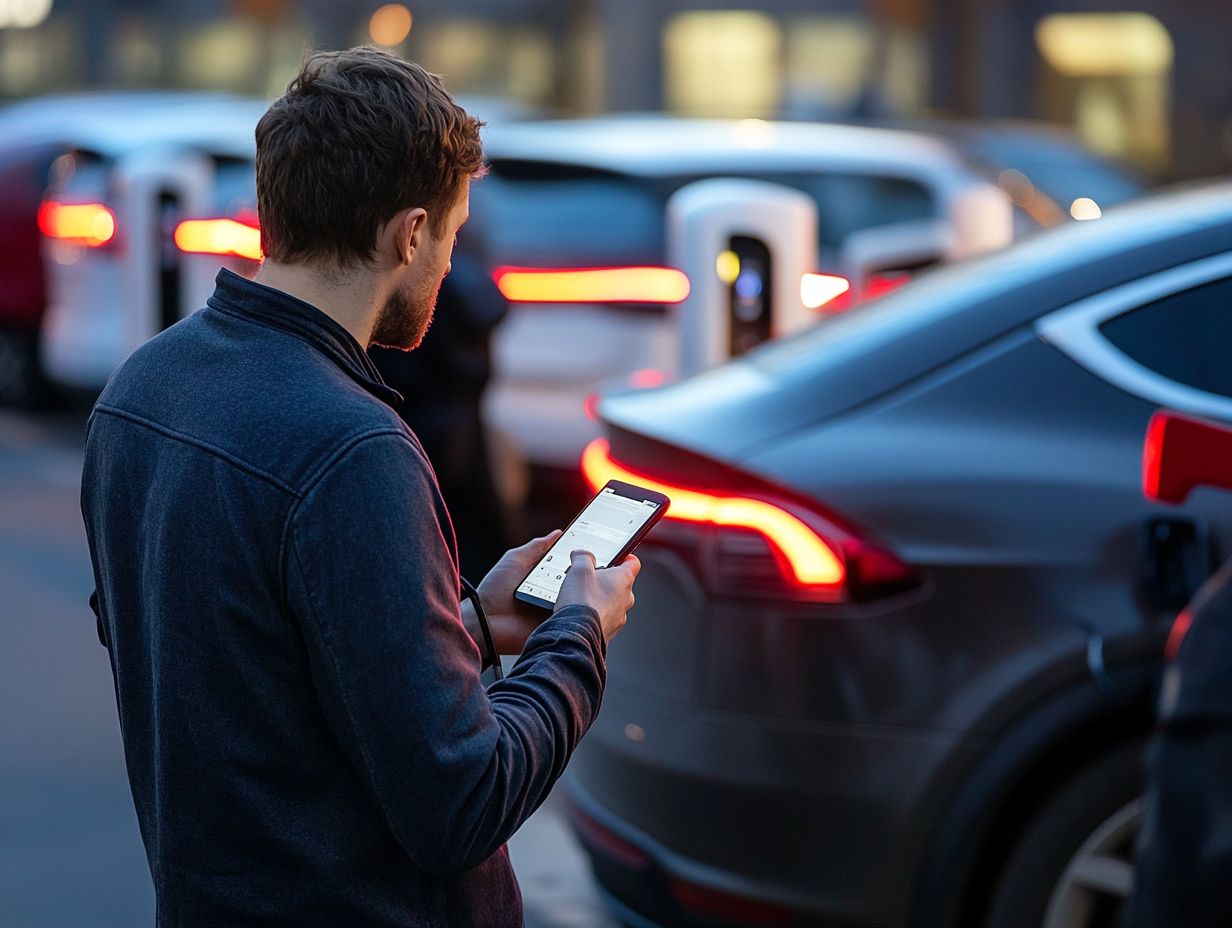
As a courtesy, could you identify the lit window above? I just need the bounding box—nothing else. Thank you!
[1035,13,1173,170]
[663,11,782,118]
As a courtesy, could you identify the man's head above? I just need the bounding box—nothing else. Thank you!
[255,47,484,349]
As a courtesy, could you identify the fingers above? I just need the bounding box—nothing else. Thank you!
[515,529,561,553]
[570,549,597,570]
[623,554,641,578]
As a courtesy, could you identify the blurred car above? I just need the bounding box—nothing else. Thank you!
[476,117,1012,471]
[38,116,1011,475]
[36,94,267,392]
[568,183,1232,927]
[930,120,1147,234]
[0,92,246,405]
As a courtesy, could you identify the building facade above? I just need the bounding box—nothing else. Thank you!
[1,0,1229,180]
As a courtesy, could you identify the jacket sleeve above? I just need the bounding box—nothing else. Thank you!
[285,430,606,873]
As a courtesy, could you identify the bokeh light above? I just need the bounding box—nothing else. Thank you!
[369,4,413,47]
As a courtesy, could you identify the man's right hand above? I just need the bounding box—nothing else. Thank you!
[556,549,641,643]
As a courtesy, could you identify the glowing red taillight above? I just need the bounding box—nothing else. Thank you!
[492,265,690,304]
[1164,607,1192,661]
[174,216,262,261]
[581,438,916,601]
[38,201,117,248]
[1143,411,1232,504]
[863,271,912,299]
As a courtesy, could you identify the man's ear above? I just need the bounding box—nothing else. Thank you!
[393,207,429,266]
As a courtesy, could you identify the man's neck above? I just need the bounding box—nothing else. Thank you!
[254,260,383,348]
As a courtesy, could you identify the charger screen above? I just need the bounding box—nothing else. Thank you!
[517,488,659,605]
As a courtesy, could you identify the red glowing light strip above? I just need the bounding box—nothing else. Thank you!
[1142,412,1167,502]
[1165,608,1192,661]
[493,266,690,304]
[38,201,116,247]
[174,218,263,261]
[580,438,844,587]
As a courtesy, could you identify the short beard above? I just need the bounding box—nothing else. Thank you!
[370,280,440,352]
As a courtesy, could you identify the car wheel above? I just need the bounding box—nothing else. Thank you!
[984,742,1143,928]
[0,326,44,409]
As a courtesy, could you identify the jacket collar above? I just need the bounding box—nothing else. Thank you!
[206,268,403,408]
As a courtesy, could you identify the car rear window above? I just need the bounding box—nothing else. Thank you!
[476,163,665,265]
[756,172,934,252]
[1099,276,1232,399]
[211,156,257,217]
[478,160,936,266]
[58,151,111,201]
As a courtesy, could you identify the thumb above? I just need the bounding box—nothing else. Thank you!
[569,549,597,572]
[518,529,562,557]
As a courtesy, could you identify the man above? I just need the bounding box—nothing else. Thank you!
[81,47,639,927]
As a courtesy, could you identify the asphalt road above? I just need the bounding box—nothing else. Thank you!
[0,406,615,928]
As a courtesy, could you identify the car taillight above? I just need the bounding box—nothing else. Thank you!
[806,271,911,314]
[581,438,917,602]
[863,270,913,299]
[800,272,851,310]
[174,217,262,261]
[1143,411,1232,504]
[492,265,690,304]
[1164,607,1192,660]
[38,201,117,248]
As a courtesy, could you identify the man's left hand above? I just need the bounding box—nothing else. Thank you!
[467,530,563,657]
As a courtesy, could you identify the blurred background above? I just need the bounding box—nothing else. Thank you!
[1,0,1228,180]
[2,3,1231,928]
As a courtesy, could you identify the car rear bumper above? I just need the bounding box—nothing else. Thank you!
[566,681,965,927]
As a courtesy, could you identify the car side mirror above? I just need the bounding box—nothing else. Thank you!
[1144,411,1232,504]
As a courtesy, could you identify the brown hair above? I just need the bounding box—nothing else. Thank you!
[255,47,484,268]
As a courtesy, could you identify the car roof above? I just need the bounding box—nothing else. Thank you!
[0,92,265,158]
[603,181,1232,460]
[484,117,971,181]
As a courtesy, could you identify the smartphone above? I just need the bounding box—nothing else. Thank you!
[515,479,670,611]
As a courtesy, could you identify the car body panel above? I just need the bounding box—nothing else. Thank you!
[571,183,1232,926]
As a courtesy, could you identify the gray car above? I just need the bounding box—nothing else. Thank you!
[568,183,1232,927]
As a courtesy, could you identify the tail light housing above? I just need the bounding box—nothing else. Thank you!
[1143,411,1232,504]
[38,201,117,248]
[581,438,918,603]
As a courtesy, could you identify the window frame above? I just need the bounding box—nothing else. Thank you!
[1036,251,1232,419]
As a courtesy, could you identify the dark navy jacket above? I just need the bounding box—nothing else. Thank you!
[80,269,606,927]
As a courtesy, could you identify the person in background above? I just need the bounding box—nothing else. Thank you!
[369,235,513,580]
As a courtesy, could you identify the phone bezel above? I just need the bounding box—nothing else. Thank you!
[513,479,670,611]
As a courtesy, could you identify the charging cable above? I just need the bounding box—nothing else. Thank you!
[460,576,502,681]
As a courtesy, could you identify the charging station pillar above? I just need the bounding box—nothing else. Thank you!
[667,179,817,378]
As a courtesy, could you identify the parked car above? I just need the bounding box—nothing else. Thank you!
[0,92,248,405]
[927,120,1147,234]
[37,94,267,392]
[476,117,1012,472]
[569,182,1232,927]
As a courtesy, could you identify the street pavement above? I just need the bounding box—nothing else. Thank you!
[0,407,615,928]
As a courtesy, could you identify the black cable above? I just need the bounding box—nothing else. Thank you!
[460,575,502,681]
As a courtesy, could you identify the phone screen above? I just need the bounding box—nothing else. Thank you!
[517,485,663,606]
